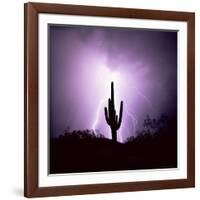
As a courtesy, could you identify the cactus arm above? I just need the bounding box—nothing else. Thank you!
[104,107,110,125]
[108,98,111,113]
[115,115,118,124]
[119,101,123,119]
[117,101,123,129]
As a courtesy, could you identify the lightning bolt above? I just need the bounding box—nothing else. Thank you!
[91,85,153,142]
[92,98,107,134]
[130,86,153,111]
[123,102,138,134]
[91,63,153,142]
[92,98,138,142]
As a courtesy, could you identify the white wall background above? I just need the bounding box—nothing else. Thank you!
[0,0,199,199]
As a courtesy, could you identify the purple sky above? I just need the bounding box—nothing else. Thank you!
[49,24,177,142]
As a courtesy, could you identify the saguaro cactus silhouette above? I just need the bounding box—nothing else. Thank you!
[104,82,123,142]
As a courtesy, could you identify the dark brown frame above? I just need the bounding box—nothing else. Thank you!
[24,2,195,198]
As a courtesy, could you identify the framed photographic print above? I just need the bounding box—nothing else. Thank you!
[24,2,195,197]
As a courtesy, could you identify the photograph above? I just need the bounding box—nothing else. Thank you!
[49,24,178,174]
[24,2,195,197]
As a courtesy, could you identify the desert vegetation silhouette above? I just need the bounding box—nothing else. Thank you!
[104,82,123,142]
[50,82,177,174]
[50,114,177,174]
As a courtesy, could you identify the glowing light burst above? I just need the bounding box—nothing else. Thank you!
[91,64,153,143]
[91,65,153,142]
[91,64,122,139]
[97,64,120,87]
[92,64,134,142]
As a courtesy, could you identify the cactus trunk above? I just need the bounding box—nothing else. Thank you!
[104,82,123,142]
[112,129,117,142]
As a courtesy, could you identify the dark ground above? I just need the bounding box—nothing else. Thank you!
[50,116,177,174]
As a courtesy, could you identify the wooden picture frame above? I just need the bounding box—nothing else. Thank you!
[24,2,195,197]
